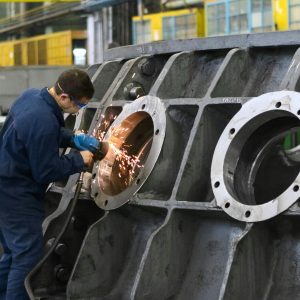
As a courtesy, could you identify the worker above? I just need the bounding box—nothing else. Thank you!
[0,68,102,300]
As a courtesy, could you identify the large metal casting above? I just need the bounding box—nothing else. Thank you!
[27,30,300,300]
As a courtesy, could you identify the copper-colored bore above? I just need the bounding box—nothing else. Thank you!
[98,111,154,196]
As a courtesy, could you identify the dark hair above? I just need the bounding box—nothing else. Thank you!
[54,68,94,99]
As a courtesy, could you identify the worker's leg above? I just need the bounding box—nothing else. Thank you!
[2,216,43,300]
[0,229,12,300]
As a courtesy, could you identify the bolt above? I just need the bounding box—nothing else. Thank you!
[129,86,145,99]
[54,264,70,283]
[123,82,145,100]
[138,58,156,76]
[55,243,67,256]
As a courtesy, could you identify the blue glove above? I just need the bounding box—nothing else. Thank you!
[73,133,100,153]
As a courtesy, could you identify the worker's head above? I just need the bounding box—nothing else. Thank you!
[54,68,94,114]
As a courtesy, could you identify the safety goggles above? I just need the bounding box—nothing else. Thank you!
[69,95,87,109]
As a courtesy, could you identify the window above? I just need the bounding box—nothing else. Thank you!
[163,14,197,40]
[132,20,152,44]
[229,0,248,33]
[290,0,300,29]
[206,0,274,36]
[207,2,227,36]
[251,0,273,32]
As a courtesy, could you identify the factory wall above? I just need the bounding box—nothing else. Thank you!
[0,66,71,114]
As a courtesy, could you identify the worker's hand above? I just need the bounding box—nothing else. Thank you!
[80,150,94,168]
[73,133,99,153]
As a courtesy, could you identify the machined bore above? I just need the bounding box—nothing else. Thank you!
[99,112,153,196]
[211,91,300,222]
[91,96,166,210]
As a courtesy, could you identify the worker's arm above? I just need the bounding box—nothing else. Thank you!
[27,131,85,184]
[19,118,85,184]
[59,127,74,148]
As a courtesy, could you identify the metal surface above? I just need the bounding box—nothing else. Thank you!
[104,30,300,61]
[91,96,166,210]
[26,31,300,300]
[211,91,300,222]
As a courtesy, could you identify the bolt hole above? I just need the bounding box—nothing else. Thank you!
[293,185,299,192]
[225,202,230,208]
[136,179,140,184]
[275,102,281,108]
[245,211,251,218]
[214,181,220,188]
[229,128,235,135]
[92,173,96,179]
[94,193,98,198]
[155,129,159,135]
[297,110,300,115]
[141,104,146,110]
[104,200,108,206]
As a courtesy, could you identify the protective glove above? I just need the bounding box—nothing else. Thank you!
[73,133,100,153]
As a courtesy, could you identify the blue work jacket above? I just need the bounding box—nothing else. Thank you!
[0,88,84,216]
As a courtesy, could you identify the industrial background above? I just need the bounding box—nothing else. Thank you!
[0,0,294,115]
[2,1,300,300]
[0,0,295,67]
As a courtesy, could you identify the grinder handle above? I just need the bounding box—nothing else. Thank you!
[94,141,109,161]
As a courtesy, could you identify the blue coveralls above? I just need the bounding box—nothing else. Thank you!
[0,88,84,300]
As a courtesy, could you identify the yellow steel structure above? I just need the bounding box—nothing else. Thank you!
[273,0,289,30]
[132,8,205,44]
[0,30,86,67]
[0,41,16,66]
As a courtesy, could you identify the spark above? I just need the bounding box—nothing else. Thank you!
[93,114,145,188]
[106,142,144,186]
[93,112,118,141]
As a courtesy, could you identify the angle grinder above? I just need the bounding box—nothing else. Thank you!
[93,141,110,161]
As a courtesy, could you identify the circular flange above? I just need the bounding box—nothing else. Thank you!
[211,91,300,222]
[91,95,166,210]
